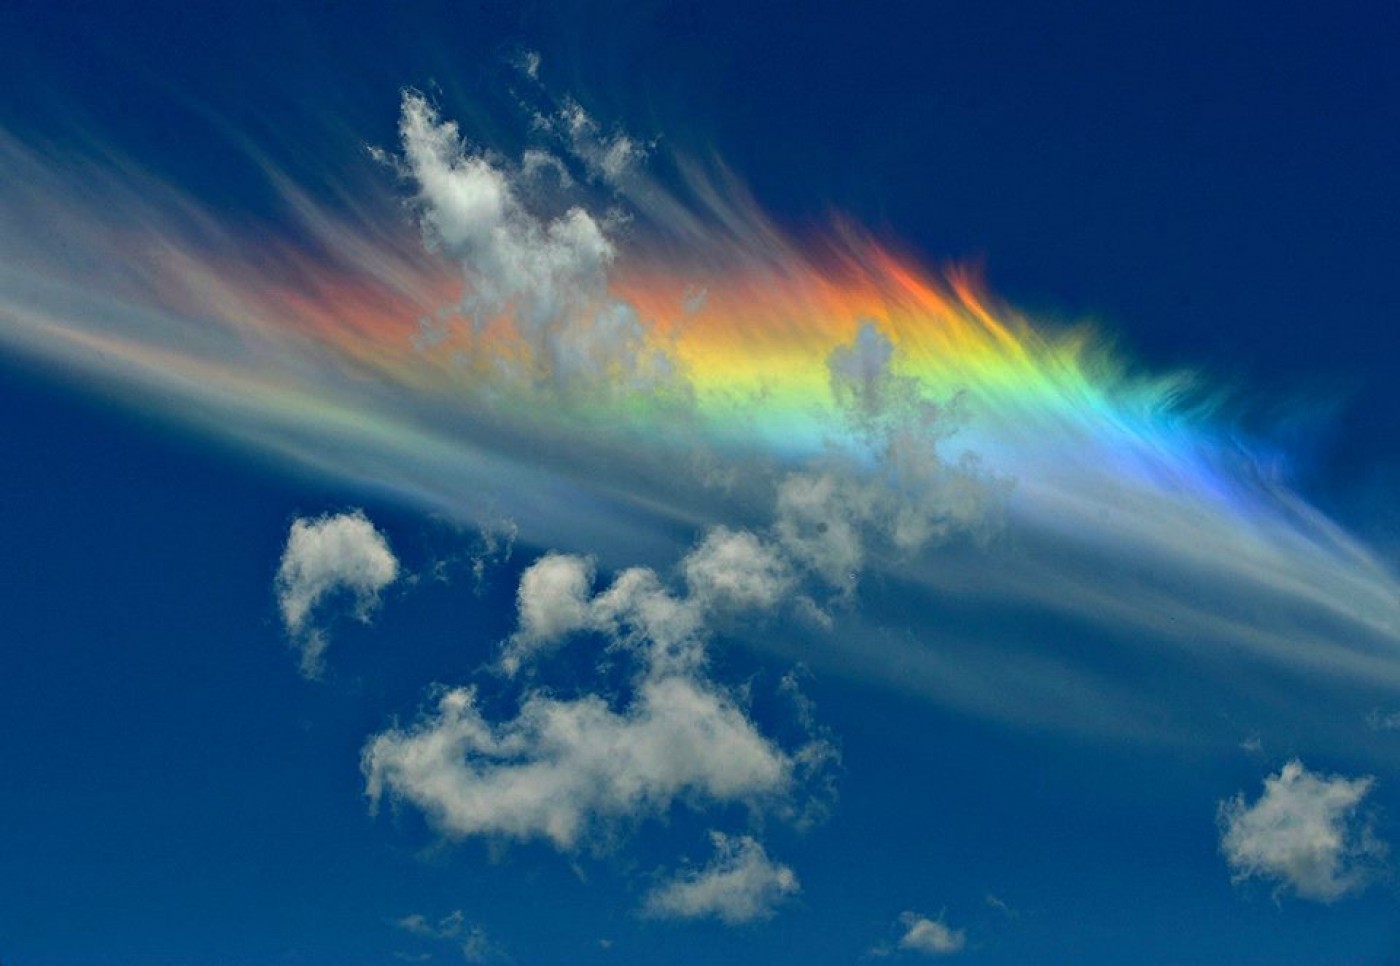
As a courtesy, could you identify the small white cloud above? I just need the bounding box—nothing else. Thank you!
[396,910,465,940]
[501,552,595,674]
[682,526,792,613]
[461,924,499,963]
[897,912,966,956]
[275,510,399,678]
[588,565,703,666]
[396,913,433,937]
[984,894,1014,918]
[642,832,799,924]
[1218,759,1386,902]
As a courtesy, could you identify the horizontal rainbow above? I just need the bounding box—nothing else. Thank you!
[199,219,1264,543]
[195,217,1230,486]
[0,119,1397,705]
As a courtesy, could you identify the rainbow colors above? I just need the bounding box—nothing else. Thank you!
[0,102,1397,705]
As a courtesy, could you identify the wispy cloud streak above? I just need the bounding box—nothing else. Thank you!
[2,85,1398,738]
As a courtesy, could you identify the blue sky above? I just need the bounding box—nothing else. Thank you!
[3,2,1400,963]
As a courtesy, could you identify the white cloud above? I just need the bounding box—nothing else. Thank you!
[396,910,464,939]
[896,912,966,956]
[501,552,595,674]
[363,673,791,850]
[275,510,399,678]
[1218,759,1386,902]
[365,527,833,853]
[774,472,868,588]
[682,526,793,612]
[588,565,704,671]
[393,92,674,396]
[461,924,499,963]
[502,526,792,677]
[984,894,1014,917]
[641,832,799,924]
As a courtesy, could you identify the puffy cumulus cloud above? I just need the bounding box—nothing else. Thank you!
[275,510,399,678]
[501,525,795,677]
[1218,759,1387,902]
[682,526,794,612]
[501,552,595,674]
[641,832,799,924]
[588,565,705,670]
[896,912,967,956]
[392,92,676,396]
[362,673,791,850]
[364,527,834,854]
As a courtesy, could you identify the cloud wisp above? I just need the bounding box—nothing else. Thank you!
[394,910,501,963]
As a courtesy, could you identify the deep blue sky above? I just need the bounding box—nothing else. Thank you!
[3,2,1400,963]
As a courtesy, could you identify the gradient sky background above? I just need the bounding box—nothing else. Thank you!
[3,2,1400,963]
